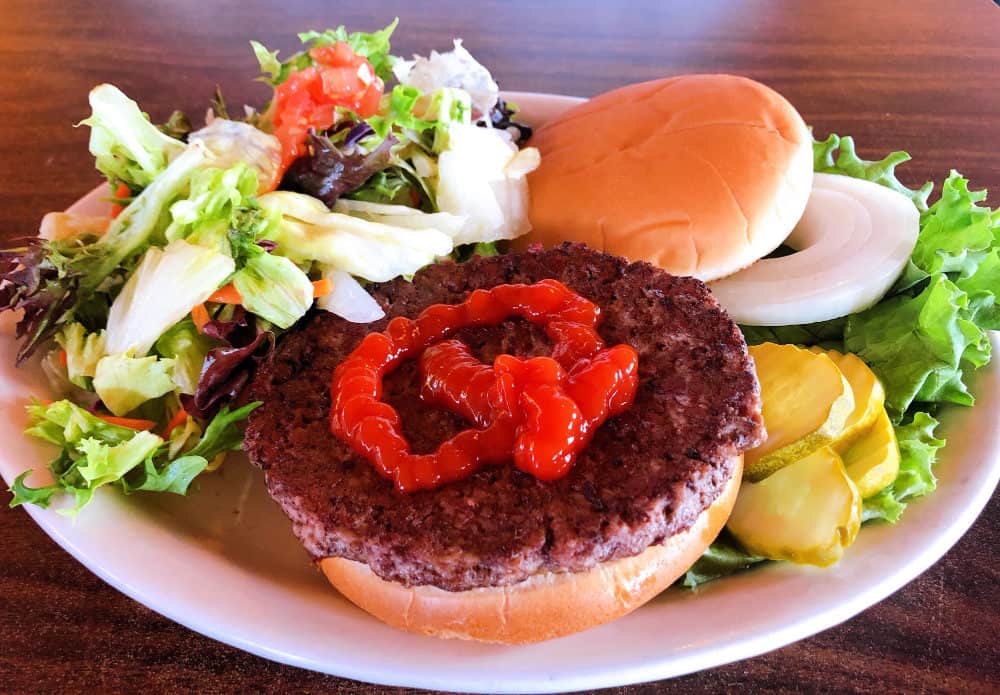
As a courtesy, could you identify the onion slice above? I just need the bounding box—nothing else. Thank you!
[711,173,919,326]
[316,267,385,323]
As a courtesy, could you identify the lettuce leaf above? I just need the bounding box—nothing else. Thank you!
[813,133,932,212]
[679,532,766,588]
[88,142,213,286]
[11,400,165,516]
[105,239,234,356]
[185,402,261,461]
[154,320,212,395]
[897,172,1000,292]
[8,400,260,514]
[75,431,162,487]
[55,322,106,388]
[165,163,260,247]
[862,412,944,523]
[92,353,176,416]
[252,19,399,87]
[81,84,186,190]
[958,250,1000,330]
[121,455,207,494]
[259,191,453,282]
[844,275,990,419]
[230,252,313,329]
[911,173,997,278]
[367,84,435,140]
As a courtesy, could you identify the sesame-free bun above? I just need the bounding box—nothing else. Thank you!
[522,75,813,281]
[319,456,742,644]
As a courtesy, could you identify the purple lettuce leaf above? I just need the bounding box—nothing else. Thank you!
[281,128,395,206]
[0,238,81,363]
[183,309,275,418]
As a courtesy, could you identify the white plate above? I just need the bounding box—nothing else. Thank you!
[2,92,999,693]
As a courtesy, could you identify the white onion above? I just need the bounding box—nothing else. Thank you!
[710,173,919,326]
[316,267,385,323]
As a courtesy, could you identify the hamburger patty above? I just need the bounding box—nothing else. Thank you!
[245,243,764,591]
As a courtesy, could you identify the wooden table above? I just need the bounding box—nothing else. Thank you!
[2,1,998,691]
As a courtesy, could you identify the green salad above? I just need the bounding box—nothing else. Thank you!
[1,20,538,515]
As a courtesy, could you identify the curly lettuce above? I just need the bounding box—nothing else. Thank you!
[8,400,260,516]
[251,18,399,86]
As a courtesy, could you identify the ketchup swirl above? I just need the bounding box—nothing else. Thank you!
[330,279,639,493]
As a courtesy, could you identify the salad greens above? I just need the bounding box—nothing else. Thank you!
[230,252,313,328]
[10,400,258,516]
[105,239,235,356]
[92,353,175,416]
[252,18,399,87]
[82,84,186,190]
[683,136,1000,588]
[4,20,536,514]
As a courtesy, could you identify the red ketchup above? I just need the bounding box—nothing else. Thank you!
[329,280,639,493]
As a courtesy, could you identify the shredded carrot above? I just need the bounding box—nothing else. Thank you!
[312,278,334,298]
[109,183,131,219]
[191,303,211,332]
[163,408,189,437]
[98,414,157,430]
[59,350,68,367]
[207,283,243,304]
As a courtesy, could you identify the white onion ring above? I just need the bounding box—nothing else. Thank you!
[711,173,919,326]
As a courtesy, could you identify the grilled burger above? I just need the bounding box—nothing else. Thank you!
[245,243,764,643]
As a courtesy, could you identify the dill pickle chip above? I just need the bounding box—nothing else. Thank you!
[745,343,854,482]
[842,408,900,498]
[808,347,886,454]
[727,446,862,566]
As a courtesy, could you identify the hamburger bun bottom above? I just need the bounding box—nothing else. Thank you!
[320,456,743,644]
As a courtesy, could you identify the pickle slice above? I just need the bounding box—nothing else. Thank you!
[745,343,854,482]
[808,347,886,453]
[727,447,862,566]
[842,408,900,498]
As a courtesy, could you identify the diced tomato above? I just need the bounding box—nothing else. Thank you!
[310,42,355,67]
[321,66,366,99]
[356,79,385,118]
[270,41,385,177]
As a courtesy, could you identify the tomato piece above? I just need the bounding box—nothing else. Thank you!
[355,79,384,118]
[269,41,385,175]
[310,41,357,67]
[321,66,365,99]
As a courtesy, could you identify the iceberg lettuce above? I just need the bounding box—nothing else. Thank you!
[81,84,186,189]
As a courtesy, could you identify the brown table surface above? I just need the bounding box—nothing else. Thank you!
[2,1,999,692]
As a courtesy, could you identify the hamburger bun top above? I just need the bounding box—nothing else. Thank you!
[523,74,813,281]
